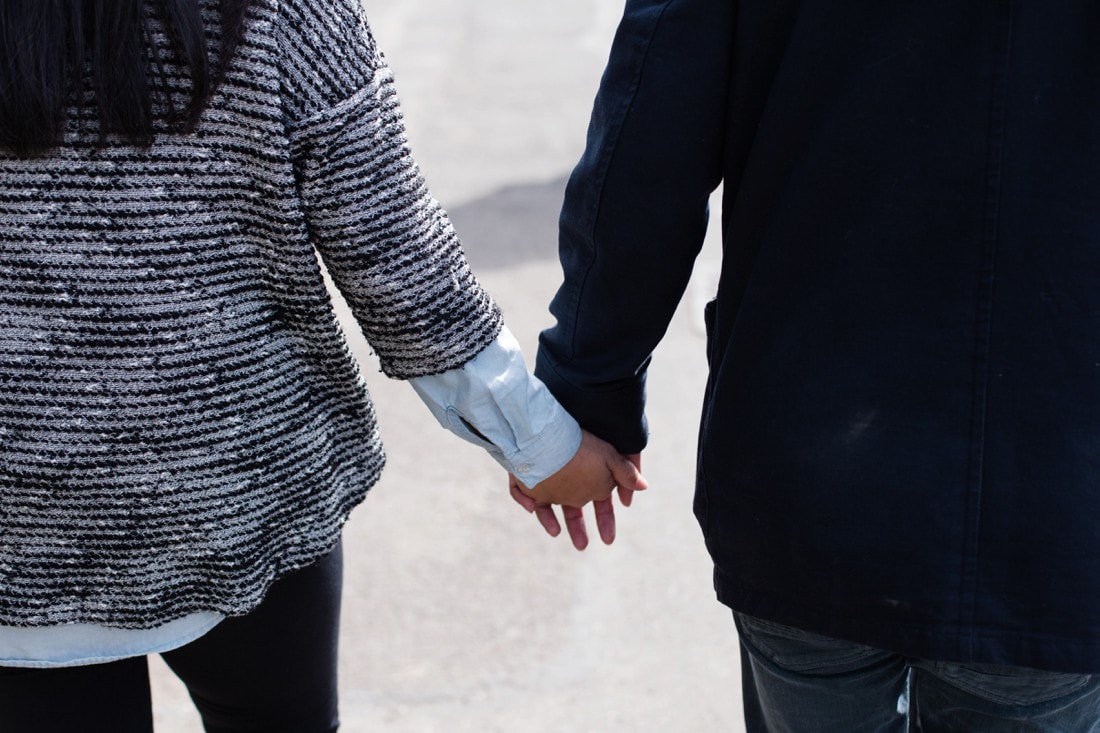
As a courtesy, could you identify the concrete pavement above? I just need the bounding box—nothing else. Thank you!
[150,2,744,730]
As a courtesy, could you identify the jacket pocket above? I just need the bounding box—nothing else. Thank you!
[694,298,720,538]
[703,298,718,369]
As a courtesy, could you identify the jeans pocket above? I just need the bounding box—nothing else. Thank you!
[735,612,896,676]
[926,661,1094,707]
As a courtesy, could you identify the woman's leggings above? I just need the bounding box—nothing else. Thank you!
[0,542,343,733]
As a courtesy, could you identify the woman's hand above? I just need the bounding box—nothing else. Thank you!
[508,431,646,549]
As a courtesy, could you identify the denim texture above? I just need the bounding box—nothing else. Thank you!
[736,613,1100,733]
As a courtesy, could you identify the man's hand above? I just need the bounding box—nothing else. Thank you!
[508,431,646,550]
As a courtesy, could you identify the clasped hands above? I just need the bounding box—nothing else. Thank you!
[508,430,646,550]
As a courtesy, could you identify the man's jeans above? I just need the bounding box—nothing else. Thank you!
[734,612,1100,732]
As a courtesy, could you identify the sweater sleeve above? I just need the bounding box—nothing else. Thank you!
[278,0,503,378]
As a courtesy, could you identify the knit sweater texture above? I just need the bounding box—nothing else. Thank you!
[0,0,502,628]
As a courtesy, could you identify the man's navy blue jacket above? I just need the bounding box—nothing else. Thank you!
[536,0,1100,673]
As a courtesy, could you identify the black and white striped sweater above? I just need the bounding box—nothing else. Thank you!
[0,0,502,628]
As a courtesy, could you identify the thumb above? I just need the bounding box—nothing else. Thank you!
[608,452,647,492]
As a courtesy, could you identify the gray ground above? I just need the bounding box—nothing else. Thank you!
[150,1,745,730]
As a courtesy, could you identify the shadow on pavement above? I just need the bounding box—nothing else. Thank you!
[448,176,568,271]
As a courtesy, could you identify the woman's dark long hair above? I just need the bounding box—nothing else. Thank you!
[0,0,251,156]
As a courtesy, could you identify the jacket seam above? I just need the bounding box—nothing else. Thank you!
[961,0,1015,662]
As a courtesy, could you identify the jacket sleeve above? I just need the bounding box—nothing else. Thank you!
[535,0,735,453]
[279,0,502,379]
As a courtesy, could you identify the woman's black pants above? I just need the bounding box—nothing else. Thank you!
[0,542,343,733]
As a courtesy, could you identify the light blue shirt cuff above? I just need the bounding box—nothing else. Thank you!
[409,326,582,487]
